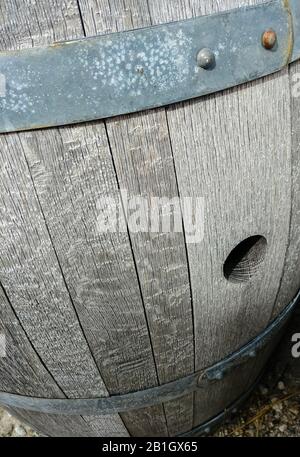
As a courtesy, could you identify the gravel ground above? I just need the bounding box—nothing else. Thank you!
[215,378,300,437]
[0,408,37,437]
[0,374,299,437]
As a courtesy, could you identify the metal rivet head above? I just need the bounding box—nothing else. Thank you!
[262,29,277,50]
[197,48,216,69]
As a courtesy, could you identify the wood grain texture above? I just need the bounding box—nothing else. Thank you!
[147,0,291,366]
[0,0,172,438]
[5,408,92,437]
[20,123,157,396]
[272,59,300,317]
[0,285,100,437]
[20,121,167,437]
[0,0,128,437]
[194,334,285,428]
[0,0,294,437]
[193,362,257,427]
[146,0,291,429]
[77,0,195,436]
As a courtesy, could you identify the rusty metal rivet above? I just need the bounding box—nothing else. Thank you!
[262,29,277,50]
[197,48,215,69]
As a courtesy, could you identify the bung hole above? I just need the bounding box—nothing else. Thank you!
[223,235,267,283]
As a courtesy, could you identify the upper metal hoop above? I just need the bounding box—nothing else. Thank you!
[0,0,299,133]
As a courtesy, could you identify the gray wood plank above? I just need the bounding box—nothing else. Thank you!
[147,0,291,429]
[194,336,282,431]
[272,59,300,317]
[0,286,63,397]
[0,0,128,437]
[1,0,292,437]
[0,285,99,437]
[20,121,167,437]
[105,112,194,436]
[1,0,170,438]
[20,122,158,396]
[4,408,92,437]
[193,332,285,428]
[193,361,257,428]
[77,0,195,436]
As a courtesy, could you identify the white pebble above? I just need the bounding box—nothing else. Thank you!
[279,424,287,433]
[13,425,27,437]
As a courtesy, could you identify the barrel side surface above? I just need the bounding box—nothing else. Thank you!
[0,286,104,437]
[272,58,300,317]
[76,0,197,437]
[77,0,292,434]
[135,0,292,430]
[0,0,162,436]
[0,0,295,437]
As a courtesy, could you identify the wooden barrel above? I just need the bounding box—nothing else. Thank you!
[0,0,299,437]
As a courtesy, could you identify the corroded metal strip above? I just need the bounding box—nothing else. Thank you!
[178,373,263,437]
[291,0,300,62]
[0,0,295,133]
[0,290,299,416]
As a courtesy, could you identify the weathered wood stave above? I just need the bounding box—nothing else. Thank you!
[0,0,299,436]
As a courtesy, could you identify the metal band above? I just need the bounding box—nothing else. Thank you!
[0,290,299,416]
[178,373,263,437]
[291,0,300,62]
[0,0,299,133]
